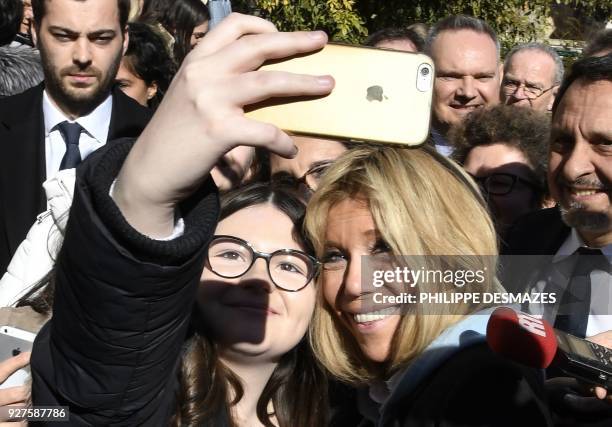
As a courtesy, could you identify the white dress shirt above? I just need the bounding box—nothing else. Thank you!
[43,90,112,179]
[554,228,612,337]
[431,128,454,157]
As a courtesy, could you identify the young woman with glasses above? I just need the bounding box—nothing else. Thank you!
[180,182,327,426]
[27,14,335,426]
[450,105,551,237]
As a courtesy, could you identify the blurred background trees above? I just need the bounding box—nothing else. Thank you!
[232,0,611,54]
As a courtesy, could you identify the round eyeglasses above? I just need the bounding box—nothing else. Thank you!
[501,79,555,100]
[296,161,333,194]
[470,172,541,196]
[205,235,320,292]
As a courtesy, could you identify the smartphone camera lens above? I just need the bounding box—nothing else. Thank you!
[421,67,430,76]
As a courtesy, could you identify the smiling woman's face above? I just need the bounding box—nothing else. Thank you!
[321,198,400,363]
[198,203,316,363]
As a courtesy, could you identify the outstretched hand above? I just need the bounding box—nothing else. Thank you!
[113,13,334,237]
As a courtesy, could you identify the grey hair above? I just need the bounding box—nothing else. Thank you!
[0,46,44,97]
[426,15,500,59]
[504,42,564,84]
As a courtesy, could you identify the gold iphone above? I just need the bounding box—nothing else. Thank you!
[245,43,434,146]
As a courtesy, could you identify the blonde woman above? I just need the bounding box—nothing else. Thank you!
[305,145,553,426]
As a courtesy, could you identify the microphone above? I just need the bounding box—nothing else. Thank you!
[486,307,558,369]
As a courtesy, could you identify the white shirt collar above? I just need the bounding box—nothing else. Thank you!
[554,227,612,262]
[42,90,113,143]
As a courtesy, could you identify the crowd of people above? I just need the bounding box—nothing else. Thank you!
[0,0,611,426]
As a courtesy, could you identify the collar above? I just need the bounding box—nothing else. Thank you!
[430,127,448,146]
[370,307,497,405]
[42,90,113,143]
[554,228,612,262]
[431,128,454,157]
[362,308,499,426]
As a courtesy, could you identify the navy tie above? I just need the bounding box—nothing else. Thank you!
[58,121,83,170]
[554,247,608,338]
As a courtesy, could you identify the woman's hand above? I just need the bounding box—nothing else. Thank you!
[0,352,30,426]
[113,13,333,238]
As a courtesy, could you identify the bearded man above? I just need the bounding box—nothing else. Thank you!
[0,0,151,274]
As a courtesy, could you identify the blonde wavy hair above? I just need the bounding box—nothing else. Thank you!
[304,144,503,384]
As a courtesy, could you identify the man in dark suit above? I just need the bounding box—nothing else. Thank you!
[0,0,151,274]
[504,54,612,420]
[504,54,612,339]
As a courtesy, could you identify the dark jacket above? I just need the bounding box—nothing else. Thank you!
[501,207,570,256]
[0,84,152,275]
[355,311,553,427]
[502,211,612,426]
[30,139,219,426]
[498,208,570,297]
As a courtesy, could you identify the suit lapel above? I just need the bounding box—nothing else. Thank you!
[107,86,152,142]
[0,84,46,255]
[538,209,571,254]
[0,86,150,260]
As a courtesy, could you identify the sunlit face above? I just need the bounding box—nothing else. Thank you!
[464,143,540,231]
[502,50,558,112]
[374,38,417,53]
[35,0,127,118]
[190,21,209,49]
[270,135,347,198]
[21,0,33,35]
[198,204,316,363]
[430,29,501,134]
[549,79,612,245]
[115,58,156,107]
[322,198,400,363]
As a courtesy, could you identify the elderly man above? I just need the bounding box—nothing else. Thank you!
[501,43,564,112]
[425,15,502,156]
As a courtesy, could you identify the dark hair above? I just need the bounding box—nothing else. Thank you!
[583,29,612,57]
[450,105,550,193]
[0,45,44,97]
[426,14,500,57]
[172,181,328,427]
[0,0,22,45]
[250,139,358,184]
[32,0,131,30]
[365,27,425,52]
[165,0,209,65]
[19,181,328,426]
[552,53,612,116]
[138,0,171,27]
[124,22,177,109]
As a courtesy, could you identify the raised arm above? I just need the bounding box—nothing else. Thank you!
[30,14,333,425]
[112,13,333,238]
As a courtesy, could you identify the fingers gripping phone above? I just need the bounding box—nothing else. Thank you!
[245,43,434,146]
[555,329,612,389]
[0,326,35,389]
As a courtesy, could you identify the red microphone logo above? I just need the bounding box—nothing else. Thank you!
[487,307,557,368]
[516,312,547,338]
